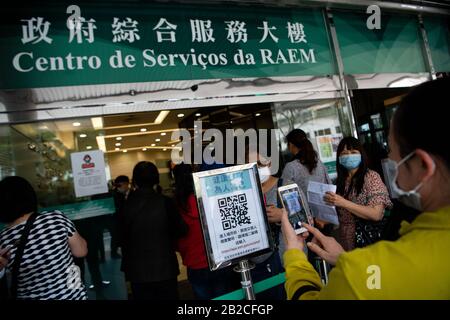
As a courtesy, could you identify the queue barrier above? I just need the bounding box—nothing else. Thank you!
[213,272,286,300]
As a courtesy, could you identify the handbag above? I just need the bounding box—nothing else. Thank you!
[355,214,388,248]
[1,212,38,300]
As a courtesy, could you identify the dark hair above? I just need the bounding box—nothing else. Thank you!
[173,163,195,212]
[114,175,130,185]
[286,129,318,173]
[132,161,159,189]
[0,176,38,224]
[336,137,369,197]
[393,77,450,171]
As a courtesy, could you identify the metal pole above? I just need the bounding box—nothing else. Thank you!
[418,14,438,80]
[324,8,359,138]
[233,260,256,300]
[313,256,329,285]
[321,259,329,285]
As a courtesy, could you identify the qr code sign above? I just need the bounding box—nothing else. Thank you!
[218,193,251,231]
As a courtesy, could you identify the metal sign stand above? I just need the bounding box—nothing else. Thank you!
[314,256,330,285]
[233,260,256,300]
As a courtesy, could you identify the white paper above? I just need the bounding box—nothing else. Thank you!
[71,150,108,198]
[307,181,339,226]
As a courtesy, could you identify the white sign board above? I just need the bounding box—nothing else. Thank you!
[193,163,273,271]
[70,150,108,198]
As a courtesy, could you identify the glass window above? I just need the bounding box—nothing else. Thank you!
[0,120,115,219]
[272,98,354,179]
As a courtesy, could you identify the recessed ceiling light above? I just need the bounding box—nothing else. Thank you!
[177,113,184,118]
[171,144,175,147]
[194,125,198,128]
[115,143,121,147]
[79,134,87,138]
[195,113,201,117]
[155,138,161,142]
[86,146,92,150]
[161,132,166,136]
[123,150,127,153]
[255,113,261,117]
[116,137,122,141]
[230,120,233,124]
[142,148,147,151]
[140,128,147,132]
[115,147,120,151]
[91,117,103,130]
[73,122,81,127]
[151,143,156,147]
[163,148,167,151]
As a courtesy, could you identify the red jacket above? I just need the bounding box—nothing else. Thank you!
[177,194,209,270]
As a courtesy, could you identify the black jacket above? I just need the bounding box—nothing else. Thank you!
[120,187,187,283]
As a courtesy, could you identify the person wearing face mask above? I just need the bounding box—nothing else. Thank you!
[323,137,392,251]
[281,77,450,299]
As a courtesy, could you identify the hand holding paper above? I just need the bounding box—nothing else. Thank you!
[307,181,339,226]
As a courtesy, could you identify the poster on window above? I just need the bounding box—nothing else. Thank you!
[70,150,108,198]
[193,163,273,271]
[316,134,343,177]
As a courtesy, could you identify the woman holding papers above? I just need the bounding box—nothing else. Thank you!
[323,137,392,250]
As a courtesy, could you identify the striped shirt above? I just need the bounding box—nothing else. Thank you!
[0,211,87,300]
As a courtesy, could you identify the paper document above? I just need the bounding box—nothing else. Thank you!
[307,181,339,226]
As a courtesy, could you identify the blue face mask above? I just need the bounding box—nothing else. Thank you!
[339,154,362,170]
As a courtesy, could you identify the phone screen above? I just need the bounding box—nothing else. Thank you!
[279,187,311,233]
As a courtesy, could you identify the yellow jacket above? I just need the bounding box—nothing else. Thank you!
[284,206,450,299]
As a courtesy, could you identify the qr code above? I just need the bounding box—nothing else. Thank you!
[218,193,251,231]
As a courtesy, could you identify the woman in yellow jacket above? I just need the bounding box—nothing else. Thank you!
[282,78,450,300]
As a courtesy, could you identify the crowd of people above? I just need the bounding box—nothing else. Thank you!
[0,78,448,300]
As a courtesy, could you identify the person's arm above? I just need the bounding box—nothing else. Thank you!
[324,194,385,221]
[324,171,391,221]
[282,215,360,300]
[68,232,88,258]
[323,162,332,184]
[57,211,88,258]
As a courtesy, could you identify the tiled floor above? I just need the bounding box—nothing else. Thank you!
[83,234,195,300]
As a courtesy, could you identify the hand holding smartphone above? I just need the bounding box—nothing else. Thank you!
[278,183,314,234]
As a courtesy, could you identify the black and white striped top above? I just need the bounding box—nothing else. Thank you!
[0,211,87,300]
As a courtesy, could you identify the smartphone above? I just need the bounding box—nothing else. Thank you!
[278,183,314,234]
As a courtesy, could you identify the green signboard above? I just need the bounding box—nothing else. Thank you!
[333,12,427,74]
[424,17,450,72]
[0,4,334,89]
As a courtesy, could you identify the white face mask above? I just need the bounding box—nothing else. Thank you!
[258,166,271,184]
[386,151,435,211]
